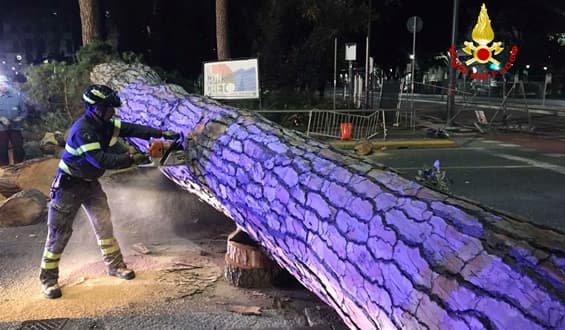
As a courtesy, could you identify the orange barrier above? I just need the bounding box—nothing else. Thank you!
[340,122,352,140]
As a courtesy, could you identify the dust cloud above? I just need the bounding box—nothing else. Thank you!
[0,168,238,322]
[70,169,235,254]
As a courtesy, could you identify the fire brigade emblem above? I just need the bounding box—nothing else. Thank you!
[462,4,503,66]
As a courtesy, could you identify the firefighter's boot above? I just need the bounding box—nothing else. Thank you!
[99,237,135,280]
[41,282,62,299]
[108,264,135,280]
[40,250,63,299]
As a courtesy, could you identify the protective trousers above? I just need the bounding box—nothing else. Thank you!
[39,173,125,285]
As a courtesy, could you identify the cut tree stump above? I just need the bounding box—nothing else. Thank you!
[0,189,47,227]
[91,62,565,330]
[224,227,280,288]
[0,157,59,198]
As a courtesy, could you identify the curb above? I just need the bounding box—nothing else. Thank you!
[330,139,457,150]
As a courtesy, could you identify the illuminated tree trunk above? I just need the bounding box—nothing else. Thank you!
[91,63,565,330]
[215,0,230,60]
[78,0,102,46]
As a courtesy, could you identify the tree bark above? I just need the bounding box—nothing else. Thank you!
[224,228,280,288]
[78,0,102,46]
[215,0,230,60]
[91,62,565,330]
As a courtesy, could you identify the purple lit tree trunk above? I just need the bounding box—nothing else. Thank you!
[91,63,565,330]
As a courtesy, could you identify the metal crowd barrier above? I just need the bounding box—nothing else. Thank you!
[253,109,388,140]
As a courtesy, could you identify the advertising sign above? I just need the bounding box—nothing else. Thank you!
[204,58,259,99]
[449,4,518,80]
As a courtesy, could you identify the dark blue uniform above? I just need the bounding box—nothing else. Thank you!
[40,112,162,285]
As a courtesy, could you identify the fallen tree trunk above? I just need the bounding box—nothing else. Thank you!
[91,63,565,329]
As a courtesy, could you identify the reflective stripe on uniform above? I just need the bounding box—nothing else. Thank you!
[101,245,120,256]
[41,261,59,270]
[98,238,115,246]
[64,142,101,156]
[109,119,121,146]
[58,160,71,175]
[43,250,61,260]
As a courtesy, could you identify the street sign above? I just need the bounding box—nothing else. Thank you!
[406,16,423,33]
[345,43,357,61]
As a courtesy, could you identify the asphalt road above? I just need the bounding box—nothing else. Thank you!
[372,132,565,231]
[0,170,347,330]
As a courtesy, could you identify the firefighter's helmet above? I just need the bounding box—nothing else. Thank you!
[82,84,122,107]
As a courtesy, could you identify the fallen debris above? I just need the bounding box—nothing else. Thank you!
[226,305,262,315]
[131,242,151,254]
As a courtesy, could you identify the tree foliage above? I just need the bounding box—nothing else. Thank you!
[254,0,371,94]
[21,42,135,133]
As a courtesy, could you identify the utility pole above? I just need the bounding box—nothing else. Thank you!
[447,0,459,126]
[364,0,371,109]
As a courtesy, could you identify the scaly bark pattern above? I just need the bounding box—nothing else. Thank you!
[91,63,565,330]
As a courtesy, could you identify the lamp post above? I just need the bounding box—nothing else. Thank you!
[364,0,372,109]
[407,16,422,132]
[447,0,459,127]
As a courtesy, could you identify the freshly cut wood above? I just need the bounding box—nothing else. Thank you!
[0,157,59,198]
[0,189,47,227]
[91,62,565,330]
[0,177,20,198]
[224,228,279,288]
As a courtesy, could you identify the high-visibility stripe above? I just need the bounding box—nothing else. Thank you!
[41,261,59,270]
[109,119,121,146]
[64,142,101,156]
[65,143,78,155]
[43,250,61,260]
[98,238,115,245]
[77,142,101,154]
[101,245,120,256]
[91,89,107,99]
[58,160,71,175]
[83,95,96,104]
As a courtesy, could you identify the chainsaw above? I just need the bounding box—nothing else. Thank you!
[138,133,187,167]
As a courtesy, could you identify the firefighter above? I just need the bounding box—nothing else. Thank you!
[39,84,180,299]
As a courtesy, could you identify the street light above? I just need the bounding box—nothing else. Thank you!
[447,0,459,127]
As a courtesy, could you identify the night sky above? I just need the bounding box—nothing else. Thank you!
[2,0,564,79]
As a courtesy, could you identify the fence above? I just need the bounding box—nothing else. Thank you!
[305,109,385,140]
[251,77,565,141]
[254,109,388,140]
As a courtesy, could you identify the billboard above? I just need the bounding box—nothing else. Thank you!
[203,58,259,100]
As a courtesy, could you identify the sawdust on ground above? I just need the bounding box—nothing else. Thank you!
[0,248,267,322]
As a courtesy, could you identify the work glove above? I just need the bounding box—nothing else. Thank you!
[162,130,180,140]
[130,153,150,165]
[0,117,10,126]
